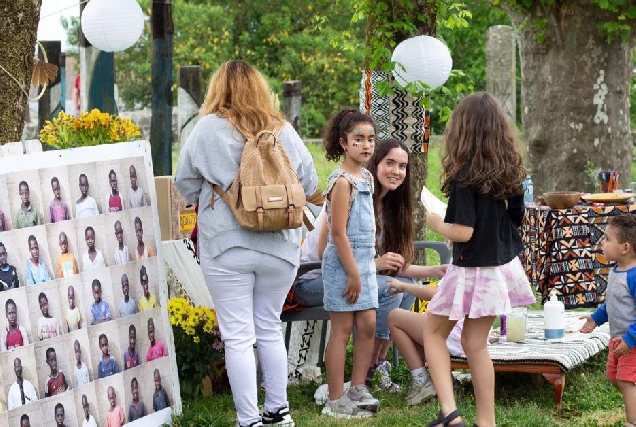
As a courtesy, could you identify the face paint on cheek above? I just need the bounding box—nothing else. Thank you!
[351,128,364,148]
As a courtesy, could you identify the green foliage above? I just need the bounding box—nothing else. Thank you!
[63,0,365,137]
[497,0,636,42]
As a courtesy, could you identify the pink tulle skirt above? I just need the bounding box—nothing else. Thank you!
[427,256,536,320]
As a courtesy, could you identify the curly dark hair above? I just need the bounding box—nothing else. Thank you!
[322,109,375,162]
[440,92,526,200]
[366,138,414,270]
[609,213,636,254]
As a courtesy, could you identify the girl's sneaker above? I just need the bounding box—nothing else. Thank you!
[406,377,436,406]
[375,360,401,393]
[322,394,374,419]
[236,421,263,427]
[261,406,295,426]
[347,384,380,412]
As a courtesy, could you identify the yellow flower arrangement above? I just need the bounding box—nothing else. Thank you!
[168,297,224,396]
[39,109,141,149]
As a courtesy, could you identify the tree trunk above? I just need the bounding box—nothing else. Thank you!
[0,0,42,144]
[364,0,438,265]
[503,1,634,195]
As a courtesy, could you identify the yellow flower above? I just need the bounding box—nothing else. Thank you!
[193,336,200,343]
[39,109,141,149]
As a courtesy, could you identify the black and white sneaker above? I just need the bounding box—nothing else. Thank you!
[261,406,295,426]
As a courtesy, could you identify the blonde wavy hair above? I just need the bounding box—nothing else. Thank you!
[200,60,284,138]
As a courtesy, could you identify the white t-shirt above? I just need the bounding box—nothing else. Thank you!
[7,379,38,409]
[83,415,98,427]
[75,196,99,218]
[82,250,106,271]
[75,362,90,387]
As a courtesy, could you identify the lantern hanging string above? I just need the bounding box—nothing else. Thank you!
[39,0,90,20]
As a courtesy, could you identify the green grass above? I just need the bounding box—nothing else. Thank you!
[173,348,623,427]
[171,139,627,426]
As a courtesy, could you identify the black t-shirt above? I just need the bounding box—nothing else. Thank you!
[445,180,523,267]
[0,265,19,291]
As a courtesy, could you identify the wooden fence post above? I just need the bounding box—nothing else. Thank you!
[151,0,174,176]
[283,80,301,137]
[178,66,201,151]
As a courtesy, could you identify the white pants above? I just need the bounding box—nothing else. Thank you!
[199,245,297,426]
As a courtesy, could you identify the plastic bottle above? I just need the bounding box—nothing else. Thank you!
[523,175,534,205]
[544,290,565,339]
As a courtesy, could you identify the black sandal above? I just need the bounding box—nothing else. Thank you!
[426,409,468,427]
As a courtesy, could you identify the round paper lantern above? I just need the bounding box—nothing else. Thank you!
[81,0,144,52]
[391,35,453,90]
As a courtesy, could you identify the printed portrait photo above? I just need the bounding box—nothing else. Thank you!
[72,381,99,427]
[56,275,87,334]
[0,287,33,351]
[34,335,72,399]
[0,231,24,291]
[26,281,64,344]
[67,163,101,220]
[94,370,126,426]
[65,328,94,389]
[74,216,108,275]
[88,320,122,382]
[0,174,12,232]
[38,167,73,225]
[15,226,54,287]
[45,221,80,280]
[0,344,38,412]
[41,392,78,427]
[8,171,45,231]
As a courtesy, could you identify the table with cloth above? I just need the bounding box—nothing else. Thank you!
[450,311,610,407]
[521,204,636,308]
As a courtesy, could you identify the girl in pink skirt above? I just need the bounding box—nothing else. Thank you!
[423,92,536,427]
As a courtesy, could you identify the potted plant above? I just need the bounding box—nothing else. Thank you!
[167,297,226,397]
[39,109,141,149]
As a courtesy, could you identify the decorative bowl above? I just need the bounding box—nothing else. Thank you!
[542,191,581,209]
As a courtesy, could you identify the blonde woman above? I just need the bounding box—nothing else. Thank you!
[175,60,317,427]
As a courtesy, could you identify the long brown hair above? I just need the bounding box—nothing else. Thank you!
[441,92,526,199]
[200,60,284,138]
[367,138,414,270]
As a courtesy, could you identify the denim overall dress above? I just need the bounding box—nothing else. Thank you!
[322,168,379,312]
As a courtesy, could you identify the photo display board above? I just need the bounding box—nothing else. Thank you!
[0,141,180,426]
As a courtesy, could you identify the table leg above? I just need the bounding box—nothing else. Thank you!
[542,372,566,406]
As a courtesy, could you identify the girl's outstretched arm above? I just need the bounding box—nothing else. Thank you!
[330,177,360,303]
[387,279,437,301]
[401,264,447,279]
[317,212,328,260]
[426,212,473,243]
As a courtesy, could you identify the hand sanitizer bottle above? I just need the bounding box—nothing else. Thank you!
[544,290,565,339]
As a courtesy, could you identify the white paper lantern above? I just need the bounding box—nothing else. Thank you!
[81,0,144,52]
[391,35,453,90]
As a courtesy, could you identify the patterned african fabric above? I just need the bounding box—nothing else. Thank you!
[521,204,636,308]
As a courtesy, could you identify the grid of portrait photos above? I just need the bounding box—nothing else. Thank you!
[0,142,179,427]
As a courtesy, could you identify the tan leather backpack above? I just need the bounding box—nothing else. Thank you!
[210,121,306,231]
